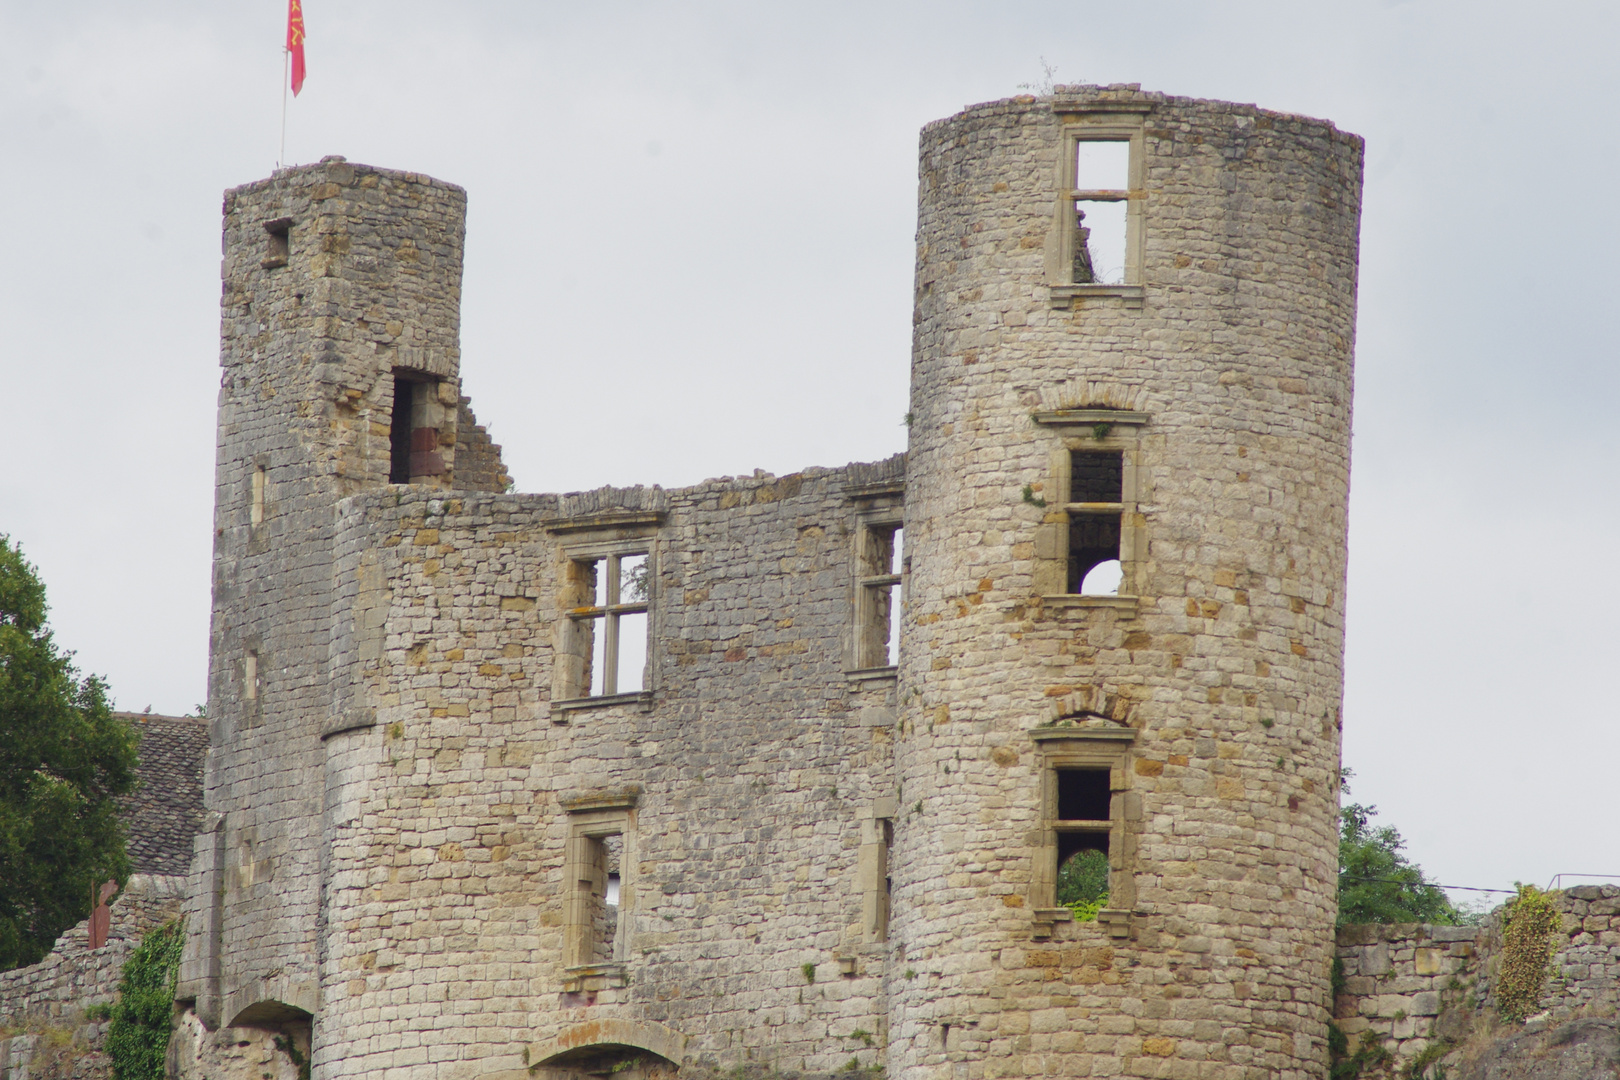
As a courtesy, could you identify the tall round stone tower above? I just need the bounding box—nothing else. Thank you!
[892,86,1362,1078]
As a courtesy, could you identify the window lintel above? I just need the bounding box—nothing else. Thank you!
[551,690,654,716]
[1032,409,1149,428]
[545,511,665,536]
[1028,724,1138,744]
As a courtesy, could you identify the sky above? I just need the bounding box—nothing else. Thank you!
[1,0,1615,904]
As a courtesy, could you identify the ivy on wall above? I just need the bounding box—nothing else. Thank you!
[1495,885,1559,1023]
[104,920,183,1080]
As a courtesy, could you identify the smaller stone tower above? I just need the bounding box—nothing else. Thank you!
[179,157,480,1044]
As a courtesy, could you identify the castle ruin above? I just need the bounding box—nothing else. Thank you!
[179,84,1363,1080]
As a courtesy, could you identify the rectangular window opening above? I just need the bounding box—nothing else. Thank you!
[1064,139,1134,288]
[594,834,622,963]
[1068,451,1123,595]
[1073,200,1128,285]
[1057,768,1112,822]
[389,374,446,484]
[1054,768,1112,911]
[567,827,627,968]
[857,522,903,669]
[569,551,650,699]
[262,217,291,269]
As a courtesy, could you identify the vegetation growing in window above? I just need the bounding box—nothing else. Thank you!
[1056,848,1108,922]
[105,919,183,1080]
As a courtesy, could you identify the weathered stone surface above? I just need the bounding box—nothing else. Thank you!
[1457,1019,1620,1080]
[155,85,1370,1080]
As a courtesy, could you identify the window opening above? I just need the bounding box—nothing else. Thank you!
[243,650,260,701]
[860,813,894,942]
[568,829,625,967]
[250,466,266,526]
[1071,142,1130,285]
[1057,768,1111,821]
[388,376,415,484]
[1054,768,1111,915]
[572,551,650,698]
[856,522,903,669]
[262,217,291,269]
[1068,450,1124,594]
[595,834,622,963]
[388,374,447,484]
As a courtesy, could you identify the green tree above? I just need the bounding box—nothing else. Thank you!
[1337,770,1456,926]
[0,535,138,969]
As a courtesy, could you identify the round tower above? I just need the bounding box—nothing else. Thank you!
[892,86,1362,1078]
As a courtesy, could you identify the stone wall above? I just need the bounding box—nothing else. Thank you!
[0,875,185,1080]
[1335,886,1620,1078]
[453,398,510,494]
[312,459,905,1079]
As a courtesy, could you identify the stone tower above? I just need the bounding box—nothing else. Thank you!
[176,86,1360,1080]
[179,158,490,1047]
[893,86,1361,1076]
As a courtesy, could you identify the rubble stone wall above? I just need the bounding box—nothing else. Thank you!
[1335,886,1620,1078]
[0,876,185,1080]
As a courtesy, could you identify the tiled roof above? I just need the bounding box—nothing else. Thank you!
[114,712,207,877]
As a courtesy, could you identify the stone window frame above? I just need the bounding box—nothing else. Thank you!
[559,791,639,992]
[552,535,658,713]
[1030,409,1149,613]
[1045,105,1150,309]
[849,509,904,678]
[1028,725,1139,940]
[857,797,897,943]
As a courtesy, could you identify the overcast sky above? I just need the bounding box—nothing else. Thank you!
[2,0,1615,904]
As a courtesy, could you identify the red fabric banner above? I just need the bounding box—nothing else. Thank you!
[287,0,307,96]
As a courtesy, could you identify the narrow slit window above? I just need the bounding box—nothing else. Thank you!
[595,834,622,963]
[388,376,415,484]
[243,650,260,701]
[566,825,628,969]
[249,465,266,526]
[856,522,903,669]
[1068,450,1124,594]
[568,551,650,698]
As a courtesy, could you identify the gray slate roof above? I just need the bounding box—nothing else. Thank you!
[115,712,207,876]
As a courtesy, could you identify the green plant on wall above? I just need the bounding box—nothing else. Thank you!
[1056,848,1108,922]
[105,920,183,1080]
[1328,1026,1391,1080]
[1496,884,1560,1022]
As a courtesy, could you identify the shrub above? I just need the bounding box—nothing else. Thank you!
[105,920,183,1080]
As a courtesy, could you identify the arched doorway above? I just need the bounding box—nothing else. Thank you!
[527,1020,687,1080]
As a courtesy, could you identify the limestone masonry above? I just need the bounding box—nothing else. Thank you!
[194,85,1374,1079]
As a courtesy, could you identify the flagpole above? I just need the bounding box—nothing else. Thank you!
[279,49,289,168]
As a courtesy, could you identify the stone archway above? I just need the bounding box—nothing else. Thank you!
[528,1019,688,1080]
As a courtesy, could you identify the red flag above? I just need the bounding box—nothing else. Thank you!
[287,0,307,96]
